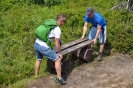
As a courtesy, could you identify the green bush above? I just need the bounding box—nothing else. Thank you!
[32,0,70,7]
[129,50,133,58]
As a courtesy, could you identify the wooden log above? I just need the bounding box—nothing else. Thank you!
[73,46,93,62]
[47,55,70,74]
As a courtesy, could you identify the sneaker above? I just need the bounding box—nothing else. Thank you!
[55,78,66,85]
[97,52,102,61]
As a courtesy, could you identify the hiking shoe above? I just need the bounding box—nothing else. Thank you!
[97,52,102,61]
[55,78,66,85]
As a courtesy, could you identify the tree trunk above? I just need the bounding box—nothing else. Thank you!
[126,0,133,12]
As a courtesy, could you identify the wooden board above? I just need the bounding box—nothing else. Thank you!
[54,38,89,52]
[54,39,92,55]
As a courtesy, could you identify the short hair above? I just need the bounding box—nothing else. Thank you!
[56,14,66,21]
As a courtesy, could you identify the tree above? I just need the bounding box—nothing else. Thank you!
[126,0,133,12]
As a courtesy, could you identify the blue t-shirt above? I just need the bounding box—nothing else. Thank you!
[84,12,106,28]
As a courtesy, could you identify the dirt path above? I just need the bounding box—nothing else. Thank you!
[28,53,133,88]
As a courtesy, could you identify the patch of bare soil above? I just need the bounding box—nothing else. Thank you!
[28,53,133,88]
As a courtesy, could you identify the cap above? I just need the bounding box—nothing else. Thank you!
[85,7,94,15]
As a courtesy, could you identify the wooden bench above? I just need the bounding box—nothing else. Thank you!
[47,38,93,74]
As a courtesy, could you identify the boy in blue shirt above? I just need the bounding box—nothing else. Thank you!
[81,7,107,61]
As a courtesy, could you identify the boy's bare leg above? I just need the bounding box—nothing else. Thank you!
[35,60,42,76]
[100,43,104,53]
[55,58,62,78]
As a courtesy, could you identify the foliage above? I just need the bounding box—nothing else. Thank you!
[32,0,70,7]
[0,0,133,87]
[105,10,133,53]
[129,50,133,58]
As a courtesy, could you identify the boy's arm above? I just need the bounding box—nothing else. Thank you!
[55,38,62,58]
[81,22,88,39]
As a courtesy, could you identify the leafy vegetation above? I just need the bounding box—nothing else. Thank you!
[0,0,133,87]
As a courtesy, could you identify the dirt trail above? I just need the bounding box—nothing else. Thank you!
[29,53,133,88]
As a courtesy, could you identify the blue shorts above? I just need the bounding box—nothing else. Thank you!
[88,26,107,43]
[34,42,59,61]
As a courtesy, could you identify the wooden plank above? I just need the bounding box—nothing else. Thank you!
[61,40,92,55]
[54,38,88,52]
[55,40,92,55]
